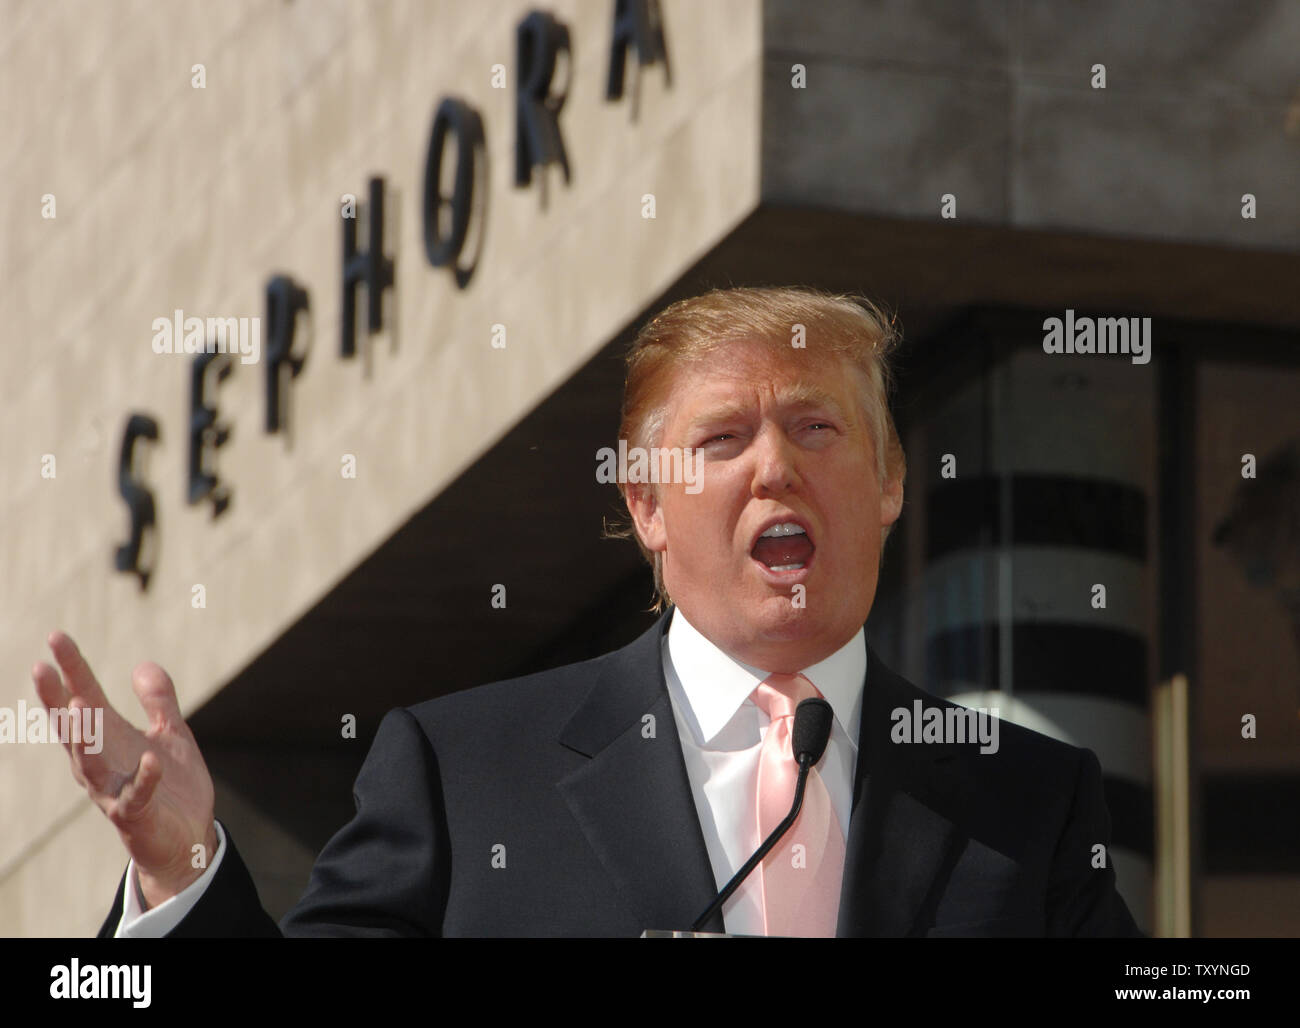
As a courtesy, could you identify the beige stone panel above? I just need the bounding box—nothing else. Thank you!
[1,0,749,420]
[0,1,113,177]
[0,1,46,67]
[2,5,278,377]
[143,0,263,58]
[0,797,125,938]
[0,1,253,281]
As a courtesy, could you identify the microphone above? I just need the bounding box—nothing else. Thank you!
[690,696,834,932]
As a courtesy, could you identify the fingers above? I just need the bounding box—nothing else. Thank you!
[32,659,70,713]
[47,631,110,708]
[112,750,161,826]
[38,637,123,789]
[37,631,175,813]
[131,662,183,733]
[32,662,86,783]
[67,695,128,797]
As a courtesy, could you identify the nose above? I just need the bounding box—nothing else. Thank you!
[750,425,801,498]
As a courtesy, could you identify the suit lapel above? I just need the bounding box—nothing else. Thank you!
[837,642,964,937]
[553,611,966,936]
[556,609,723,934]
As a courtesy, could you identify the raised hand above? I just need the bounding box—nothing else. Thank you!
[32,631,219,909]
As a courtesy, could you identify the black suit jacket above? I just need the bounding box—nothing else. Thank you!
[99,607,1141,937]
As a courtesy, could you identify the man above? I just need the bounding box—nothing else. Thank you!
[34,286,1140,936]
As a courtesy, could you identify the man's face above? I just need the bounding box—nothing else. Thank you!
[627,338,903,672]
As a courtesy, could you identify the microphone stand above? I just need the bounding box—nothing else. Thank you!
[690,753,814,933]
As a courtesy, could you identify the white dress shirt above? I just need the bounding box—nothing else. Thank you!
[661,608,865,936]
[117,610,866,937]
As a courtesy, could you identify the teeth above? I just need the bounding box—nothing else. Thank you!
[760,522,806,538]
[769,563,805,572]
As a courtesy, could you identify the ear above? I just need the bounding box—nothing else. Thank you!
[625,483,667,554]
[879,472,903,528]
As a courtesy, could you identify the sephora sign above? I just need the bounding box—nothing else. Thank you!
[113,1,670,589]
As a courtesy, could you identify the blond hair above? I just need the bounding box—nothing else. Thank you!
[609,285,906,611]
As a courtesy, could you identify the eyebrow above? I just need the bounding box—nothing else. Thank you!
[684,385,852,431]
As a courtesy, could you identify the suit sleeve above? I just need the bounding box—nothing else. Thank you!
[97,706,447,938]
[97,824,280,938]
[279,706,448,936]
[1045,747,1144,937]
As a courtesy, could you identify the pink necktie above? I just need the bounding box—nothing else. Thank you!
[752,673,845,937]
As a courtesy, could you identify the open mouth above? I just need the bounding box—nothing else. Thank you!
[750,521,815,573]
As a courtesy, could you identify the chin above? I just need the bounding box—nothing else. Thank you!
[747,597,823,642]
[754,586,871,639]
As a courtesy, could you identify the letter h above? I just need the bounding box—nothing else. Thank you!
[341,176,394,358]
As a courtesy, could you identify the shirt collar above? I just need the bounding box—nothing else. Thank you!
[665,607,866,748]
